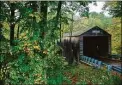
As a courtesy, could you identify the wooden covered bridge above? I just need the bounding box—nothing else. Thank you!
[61,26,111,64]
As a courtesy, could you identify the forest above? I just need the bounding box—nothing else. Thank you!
[0,1,122,85]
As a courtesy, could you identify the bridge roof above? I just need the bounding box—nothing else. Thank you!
[63,26,110,37]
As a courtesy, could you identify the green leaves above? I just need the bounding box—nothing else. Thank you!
[104,1,122,17]
[18,54,25,64]
[20,7,33,18]
[0,55,4,63]
[19,64,30,72]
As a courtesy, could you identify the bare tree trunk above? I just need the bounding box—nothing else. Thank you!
[55,1,62,28]
[69,13,73,64]
[10,3,15,46]
[10,24,15,46]
[40,1,47,38]
[60,8,62,43]
[17,26,19,39]
[30,1,38,12]
[53,1,62,52]
[120,1,122,61]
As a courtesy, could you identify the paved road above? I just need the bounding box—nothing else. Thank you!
[95,57,121,66]
[97,57,122,70]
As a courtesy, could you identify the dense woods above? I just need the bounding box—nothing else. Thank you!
[0,1,121,85]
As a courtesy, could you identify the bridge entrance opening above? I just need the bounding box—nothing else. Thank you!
[83,36,109,58]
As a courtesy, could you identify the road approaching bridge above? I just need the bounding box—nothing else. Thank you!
[80,56,122,74]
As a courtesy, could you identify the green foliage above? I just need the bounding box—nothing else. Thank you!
[72,12,112,32]
[106,18,121,54]
[63,64,121,85]
[103,2,121,55]
[1,27,67,84]
[65,12,120,56]
[2,1,120,85]
[103,1,122,17]
[0,1,68,84]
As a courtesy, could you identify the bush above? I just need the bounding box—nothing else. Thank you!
[111,54,121,59]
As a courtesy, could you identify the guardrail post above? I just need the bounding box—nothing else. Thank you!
[93,59,98,68]
[107,65,112,71]
[98,61,102,69]
[91,58,95,65]
[88,57,91,64]
[81,56,84,61]
[85,56,88,62]
[94,60,97,64]
[80,56,83,60]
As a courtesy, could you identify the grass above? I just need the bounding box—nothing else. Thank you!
[63,63,121,85]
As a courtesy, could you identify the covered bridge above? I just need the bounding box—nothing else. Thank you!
[61,26,111,64]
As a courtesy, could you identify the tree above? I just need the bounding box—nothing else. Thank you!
[106,18,121,54]
[103,1,122,17]
[0,2,30,46]
[0,1,95,84]
[103,1,122,58]
[40,1,47,38]
[60,1,91,64]
[10,3,16,46]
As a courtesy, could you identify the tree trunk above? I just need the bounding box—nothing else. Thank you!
[40,1,48,38]
[30,1,38,12]
[60,7,62,43]
[17,25,19,39]
[10,3,15,46]
[69,14,73,64]
[55,1,62,28]
[120,1,122,61]
[10,24,15,46]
